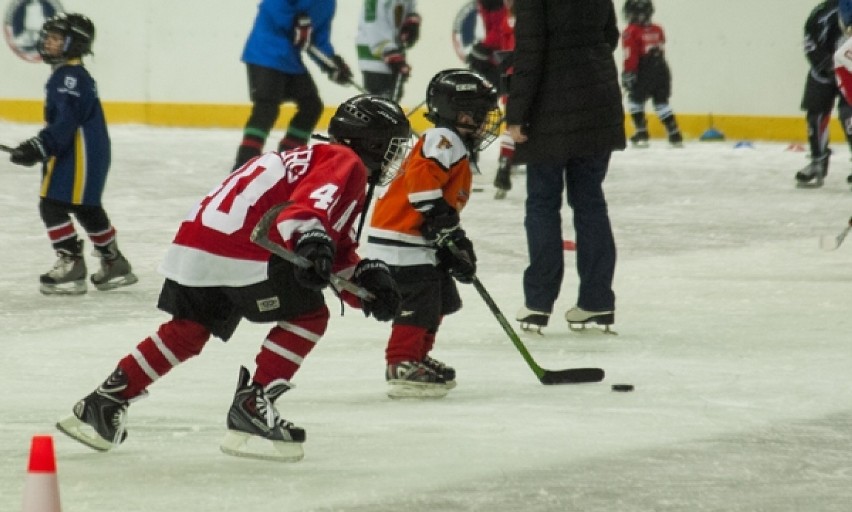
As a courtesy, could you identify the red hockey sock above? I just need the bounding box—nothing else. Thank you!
[253,307,330,386]
[386,324,428,364]
[118,318,211,399]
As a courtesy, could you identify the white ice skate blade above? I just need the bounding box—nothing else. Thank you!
[92,272,139,291]
[567,322,618,335]
[220,430,304,462]
[40,281,87,296]
[386,381,449,399]
[56,414,115,452]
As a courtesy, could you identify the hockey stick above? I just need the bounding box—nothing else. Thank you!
[0,144,14,153]
[250,204,375,300]
[446,241,605,385]
[819,216,852,251]
[306,45,369,94]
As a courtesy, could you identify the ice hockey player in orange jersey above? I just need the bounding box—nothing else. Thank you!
[365,69,500,398]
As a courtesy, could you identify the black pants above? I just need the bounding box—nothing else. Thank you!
[800,71,852,156]
[157,255,325,341]
[244,64,323,143]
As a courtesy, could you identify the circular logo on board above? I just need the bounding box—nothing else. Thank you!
[451,1,482,63]
[3,0,64,62]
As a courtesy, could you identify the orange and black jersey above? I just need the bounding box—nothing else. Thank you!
[365,127,472,267]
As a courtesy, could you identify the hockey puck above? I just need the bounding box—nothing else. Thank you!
[611,384,634,392]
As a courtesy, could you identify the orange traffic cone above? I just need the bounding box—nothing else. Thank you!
[22,435,61,512]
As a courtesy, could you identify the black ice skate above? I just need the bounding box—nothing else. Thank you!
[220,366,306,462]
[385,361,448,399]
[516,306,550,334]
[668,130,684,148]
[630,129,650,148]
[493,155,513,199]
[422,355,456,389]
[91,241,138,291]
[795,152,830,188]
[40,240,87,295]
[56,368,131,452]
[564,306,617,334]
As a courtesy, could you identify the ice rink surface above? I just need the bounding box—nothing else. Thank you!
[1,122,850,511]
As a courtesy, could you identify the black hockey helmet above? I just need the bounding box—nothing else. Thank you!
[38,13,95,64]
[624,0,654,25]
[328,94,412,185]
[425,68,501,151]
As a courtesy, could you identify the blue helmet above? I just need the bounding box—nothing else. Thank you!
[840,0,852,32]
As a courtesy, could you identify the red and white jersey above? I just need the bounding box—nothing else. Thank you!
[159,144,366,287]
[835,36,852,104]
[622,22,666,74]
[365,127,472,267]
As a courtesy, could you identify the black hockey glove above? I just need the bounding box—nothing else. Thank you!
[10,137,47,167]
[291,13,313,50]
[328,55,353,85]
[439,230,477,284]
[382,48,411,78]
[398,13,421,48]
[621,72,637,93]
[353,259,401,322]
[293,230,334,290]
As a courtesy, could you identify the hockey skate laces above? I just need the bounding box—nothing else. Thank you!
[112,407,127,446]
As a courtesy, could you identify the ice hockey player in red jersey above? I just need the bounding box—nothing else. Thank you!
[365,69,500,399]
[621,0,682,148]
[830,0,852,189]
[796,0,852,188]
[56,95,410,462]
[467,0,516,198]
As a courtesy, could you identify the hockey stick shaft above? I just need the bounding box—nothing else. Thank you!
[250,204,375,300]
[445,241,604,384]
[819,217,852,251]
[0,144,14,153]
[306,45,369,94]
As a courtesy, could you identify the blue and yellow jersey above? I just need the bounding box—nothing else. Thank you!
[38,63,111,206]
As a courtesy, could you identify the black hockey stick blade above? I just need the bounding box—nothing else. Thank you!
[250,203,375,300]
[468,276,604,385]
[444,238,604,384]
[539,367,605,385]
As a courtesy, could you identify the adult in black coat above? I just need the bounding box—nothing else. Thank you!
[506,0,625,333]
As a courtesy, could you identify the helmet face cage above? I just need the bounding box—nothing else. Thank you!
[37,13,95,64]
[327,95,412,185]
[376,135,412,186]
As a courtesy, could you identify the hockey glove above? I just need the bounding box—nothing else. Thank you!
[353,259,401,321]
[438,230,477,284]
[293,230,334,290]
[621,72,637,93]
[10,137,47,167]
[382,48,411,78]
[291,13,313,50]
[398,13,421,48]
[327,55,353,85]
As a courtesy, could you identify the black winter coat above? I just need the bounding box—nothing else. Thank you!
[506,0,626,163]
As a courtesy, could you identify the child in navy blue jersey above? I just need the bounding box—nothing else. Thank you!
[9,13,137,295]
